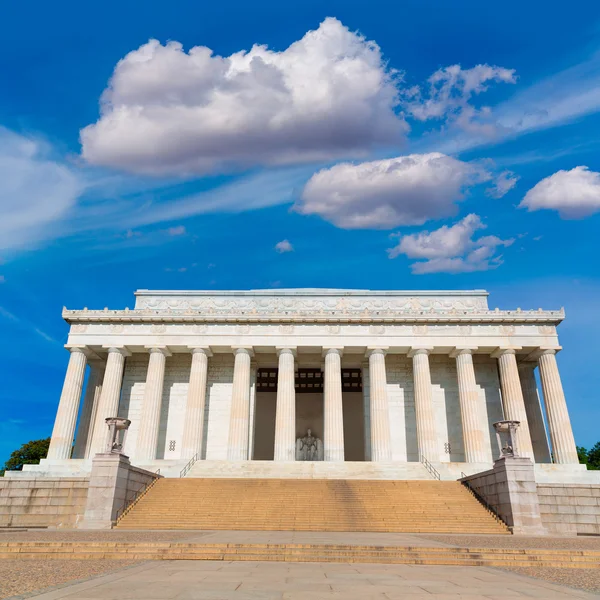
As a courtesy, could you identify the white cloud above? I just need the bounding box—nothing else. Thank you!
[520,166,600,218]
[0,127,81,251]
[275,239,294,253]
[414,51,600,157]
[296,152,496,229]
[81,18,406,176]
[167,225,186,236]
[387,213,514,274]
[402,64,516,135]
[486,170,519,198]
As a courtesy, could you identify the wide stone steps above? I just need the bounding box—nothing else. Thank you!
[2,542,599,568]
[116,478,508,533]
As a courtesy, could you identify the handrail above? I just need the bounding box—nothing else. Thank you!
[459,471,508,527]
[419,454,441,480]
[180,453,200,478]
[115,468,161,523]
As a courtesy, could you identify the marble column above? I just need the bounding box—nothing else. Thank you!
[323,348,344,461]
[367,348,392,462]
[538,349,578,464]
[274,348,296,461]
[454,349,487,463]
[518,362,551,463]
[136,347,168,462]
[411,348,438,462]
[495,349,534,460]
[180,347,211,460]
[47,348,88,460]
[72,361,105,459]
[227,347,253,461]
[89,348,127,456]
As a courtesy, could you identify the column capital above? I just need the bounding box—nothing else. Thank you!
[232,346,254,357]
[449,346,478,358]
[491,346,522,358]
[276,347,297,357]
[144,345,172,357]
[65,345,102,360]
[366,347,388,358]
[188,346,213,357]
[322,347,343,357]
[102,346,132,357]
[408,346,433,358]
[522,346,562,362]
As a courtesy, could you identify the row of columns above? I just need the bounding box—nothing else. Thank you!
[47,344,579,466]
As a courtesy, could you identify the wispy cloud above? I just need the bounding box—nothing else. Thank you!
[414,50,600,155]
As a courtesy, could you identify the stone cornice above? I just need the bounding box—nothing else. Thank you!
[62,308,565,325]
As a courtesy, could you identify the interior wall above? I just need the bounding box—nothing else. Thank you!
[296,393,324,440]
[119,354,149,458]
[343,392,365,461]
[430,355,464,463]
[473,355,504,461]
[203,355,235,460]
[157,354,191,460]
[253,392,276,460]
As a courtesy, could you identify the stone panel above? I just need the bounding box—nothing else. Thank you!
[386,355,415,462]
[203,355,235,460]
[537,483,600,535]
[0,477,89,528]
[157,354,191,460]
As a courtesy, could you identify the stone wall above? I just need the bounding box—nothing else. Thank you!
[0,477,89,528]
[538,484,600,536]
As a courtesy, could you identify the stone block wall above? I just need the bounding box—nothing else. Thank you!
[0,477,89,528]
[538,484,600,536]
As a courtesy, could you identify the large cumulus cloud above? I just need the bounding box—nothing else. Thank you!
[295,152,508,229]
[80,18,406,176]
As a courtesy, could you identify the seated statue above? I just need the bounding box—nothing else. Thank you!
[295,429,324,461]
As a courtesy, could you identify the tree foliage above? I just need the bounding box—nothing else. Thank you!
[578,442,600,470]
[0,438,50,476]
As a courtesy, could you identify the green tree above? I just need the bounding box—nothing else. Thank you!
[577,445,589,466]
[588,442,600,470]
[0,438,50,476]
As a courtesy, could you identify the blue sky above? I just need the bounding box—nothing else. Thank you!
[1,0,600,463]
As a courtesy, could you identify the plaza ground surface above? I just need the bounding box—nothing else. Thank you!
[1,530,599,599]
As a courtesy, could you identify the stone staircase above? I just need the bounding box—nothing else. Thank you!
[116,478,509,534]
[4,542,600,568]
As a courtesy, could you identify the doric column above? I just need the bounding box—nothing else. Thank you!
[410,348,438,461]
[274,348,296,461]
[136,347,169,462]
[538,349,578,464]
[367,348,392,461]
[47,348,88,460]
[227,347,253,461]
[518,362,551,463]
[323,348,344,461]
[72,361,104,459]
[89,347,127,456]
[453,348,487,463]
[180,347,211,460]
[494,349,534,460]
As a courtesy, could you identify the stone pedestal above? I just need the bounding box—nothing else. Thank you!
[462,456,547,535]
[78,452,159,529]
[78,453,133,529]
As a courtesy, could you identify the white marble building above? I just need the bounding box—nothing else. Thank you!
[37,289,582,480]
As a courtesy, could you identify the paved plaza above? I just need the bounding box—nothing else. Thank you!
[12,559,599,600]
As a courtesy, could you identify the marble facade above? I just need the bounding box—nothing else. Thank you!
[37,289,581,478]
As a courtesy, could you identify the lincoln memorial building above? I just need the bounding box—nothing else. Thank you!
[34,289,583,481]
